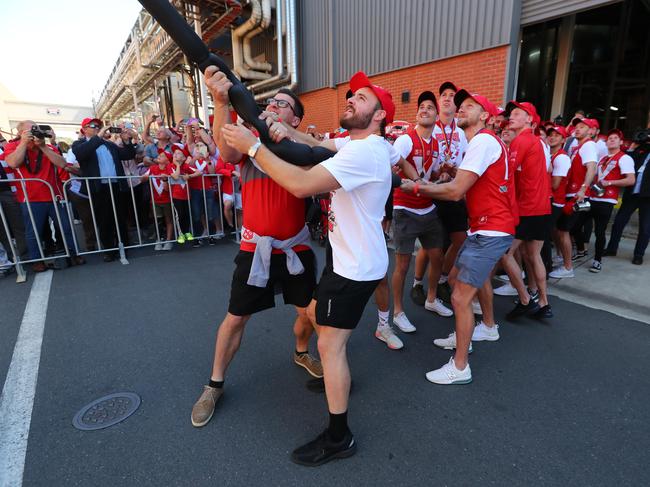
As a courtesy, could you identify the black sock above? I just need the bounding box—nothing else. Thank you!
[328,411,349,442]
[208,379,224,389]
[295,349,308,356]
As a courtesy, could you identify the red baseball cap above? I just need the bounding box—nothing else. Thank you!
[572,118,599,130]
[81,117,103,128]
[439,81,458,95]
[505,101,539,120]
[349,71,395,125]
[454,90,499,117]
[547,125,568,138]
[158,150,173,163]
[607,128,624,140]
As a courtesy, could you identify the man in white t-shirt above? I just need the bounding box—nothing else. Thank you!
[222,71,395,466]
[400,90,516,385]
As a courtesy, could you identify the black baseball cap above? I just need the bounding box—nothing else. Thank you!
[417,90,439,112]
[439,81,459,95]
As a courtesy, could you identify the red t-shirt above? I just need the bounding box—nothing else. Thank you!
[214,156,236,195]
[2,140,63,202]
[146,164,173,204]
[509,129,551,216]
[238,156,308,253]
[170,163,195,200]
[187,158,214,191]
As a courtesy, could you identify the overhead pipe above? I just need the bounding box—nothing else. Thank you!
[243,0,272,71]
[231,0,271,80]
[249,0,287,91]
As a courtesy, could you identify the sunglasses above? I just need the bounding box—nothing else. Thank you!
[86,123,101,129]
[265,98,295,113]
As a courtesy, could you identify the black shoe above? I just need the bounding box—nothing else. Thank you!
[506,300,540,320]
[291,429,357,467]
[533,304,553,319]
[603,249,617,257]
[436,281,452,303]
[588,260,602,273]
[192,240,202,248]
[632,255,643,265]
[208,237,217,246]
[572,250,588,261]
[410,284,426,306]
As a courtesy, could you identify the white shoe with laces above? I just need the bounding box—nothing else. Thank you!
[425,358,472,385]
[162,242,173,251]
[472,299,482,315]
[433,332,473,353]
[549,266,575,278]
[154,240,163,251]
[375,324,404,350]
[424,298,454,317]
[472,322,500,341]
[494,283,518,296]
[392,312,416,333]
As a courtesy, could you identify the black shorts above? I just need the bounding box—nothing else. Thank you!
[554,200,578,232]
[515,214,553,241]
[228,249,317,316]
[314,265,381,330]
[435,200,469,233]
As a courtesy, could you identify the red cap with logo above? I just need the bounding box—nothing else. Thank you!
[454,90,499,117]
[547,125,568,138]
[607,128,624,140]
[80,117,103,129]
[349,71,395,125]
[572,117,599,130]
[505,101,539,120]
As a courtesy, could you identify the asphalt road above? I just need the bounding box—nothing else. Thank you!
[1,240,649,486]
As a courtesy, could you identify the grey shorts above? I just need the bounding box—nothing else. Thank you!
[392,208,444,254]
[455,234,513,288]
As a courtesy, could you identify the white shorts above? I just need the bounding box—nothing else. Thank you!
[223,192,242,209]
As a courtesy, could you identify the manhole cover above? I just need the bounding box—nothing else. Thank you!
[72,392,141,431]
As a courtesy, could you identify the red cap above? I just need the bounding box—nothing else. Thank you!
[81,117,103,128]
[454,90,499,117]
[438,81,458,95]
[158,150,173,163]
[572,118,599,130]
[547,125,568,138]
[349,71,395,125]
[607,128,624,140]
[505,101,539,120]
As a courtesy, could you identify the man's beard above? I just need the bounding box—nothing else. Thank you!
[457,117,469,129]
[340,107,374,131]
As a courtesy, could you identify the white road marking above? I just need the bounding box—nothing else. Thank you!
[0,270,53,487]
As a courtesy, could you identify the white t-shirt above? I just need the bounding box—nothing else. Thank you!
[459,133,509,237]
[541,139,551,171]
[595,139,608,161]
[575,140,598,165]
[551,153,571,177]
[321,134,392,281]
[433,121,468,169]
[334,136,400,166]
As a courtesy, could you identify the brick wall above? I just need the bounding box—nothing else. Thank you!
[298,45,509,133]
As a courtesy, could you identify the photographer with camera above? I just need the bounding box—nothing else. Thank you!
[72,118,136,262]
[585,129,635,273]
[604,129,650,265]
[3,120,84,271]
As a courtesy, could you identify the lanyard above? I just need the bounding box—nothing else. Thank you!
[440,120,455,161]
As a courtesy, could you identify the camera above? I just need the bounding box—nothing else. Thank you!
[573,200,591,212]
[590,183,605,197]
[30,124,52,139]
[632,129,650,145]
[108,127,123,134]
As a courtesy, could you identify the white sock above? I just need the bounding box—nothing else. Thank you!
[438,274,448,284]
[413,279,422,288]
[378,310,389,326]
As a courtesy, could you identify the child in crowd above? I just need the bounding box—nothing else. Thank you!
[170,148,199,244]
[188,143,221,246]
[142,151,174,251]
[214,155,241,230]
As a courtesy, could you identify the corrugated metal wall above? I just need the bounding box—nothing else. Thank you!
[298,0,515,93]
[521,0,621,25]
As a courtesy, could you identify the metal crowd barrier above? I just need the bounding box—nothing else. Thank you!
[0,173,242,283]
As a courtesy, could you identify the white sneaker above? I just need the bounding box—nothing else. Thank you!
[496,273,510,282]
[472,299,482,315]
[424,298,454,317]
[433,332,473,353]
[549,266,575,278]
[494,283,518,296]
[154,241,163,251]
[392,312,416,333]
[425,358,472,385]
[552,255,563,265]
[375,324,404,350]
[162,242,173,251]
[472,322,500,341]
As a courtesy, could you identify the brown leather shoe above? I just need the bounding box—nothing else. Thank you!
[294,352,324,378]
[32,262,47,273]
[191,386,224,427]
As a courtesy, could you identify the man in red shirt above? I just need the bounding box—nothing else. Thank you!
[190,74,321,429]
[4,120,84,271]
[401,90,516,385]
[500,101,552,319]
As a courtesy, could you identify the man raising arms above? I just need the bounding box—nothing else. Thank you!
[401,91,516,384]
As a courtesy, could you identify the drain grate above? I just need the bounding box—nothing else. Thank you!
[72,392,141,431]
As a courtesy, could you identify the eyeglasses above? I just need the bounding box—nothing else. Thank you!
[265,98,295,113]
[86,124,101,129]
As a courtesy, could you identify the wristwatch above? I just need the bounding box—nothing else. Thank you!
[248,141,262,158]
